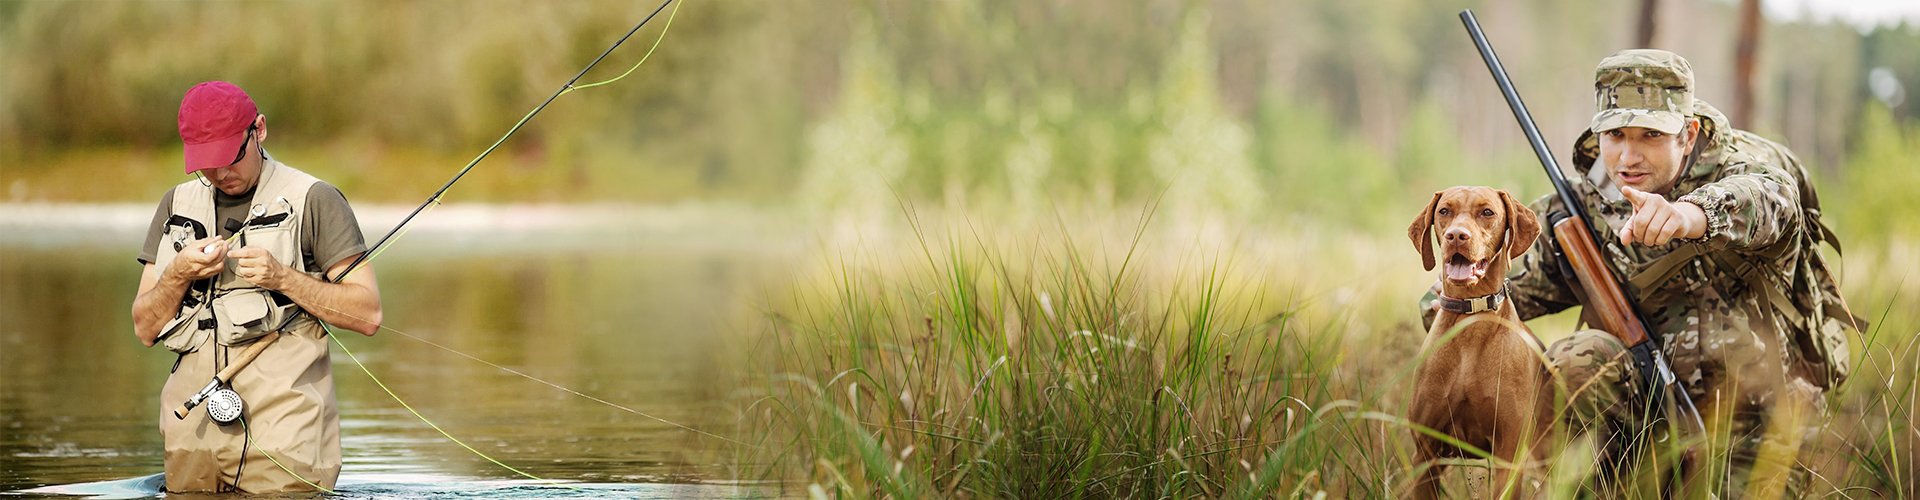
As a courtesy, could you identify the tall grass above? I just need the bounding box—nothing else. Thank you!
[732,208,1372,498]
[727,204,1918,498]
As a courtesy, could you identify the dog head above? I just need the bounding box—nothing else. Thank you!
[1408,187,1540,287]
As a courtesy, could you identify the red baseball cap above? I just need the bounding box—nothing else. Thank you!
[177,81,259,174]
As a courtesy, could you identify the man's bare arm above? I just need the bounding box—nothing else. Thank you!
[132,238,229,346]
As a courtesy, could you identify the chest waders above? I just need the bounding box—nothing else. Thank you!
[148,159,342,493]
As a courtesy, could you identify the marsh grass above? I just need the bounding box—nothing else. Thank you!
[728,199,1917,498]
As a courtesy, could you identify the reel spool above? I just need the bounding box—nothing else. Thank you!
[206,387,245,425]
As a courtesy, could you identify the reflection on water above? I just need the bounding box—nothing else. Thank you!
[0,205,792,497]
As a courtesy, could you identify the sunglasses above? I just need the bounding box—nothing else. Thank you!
[228,125,256,166]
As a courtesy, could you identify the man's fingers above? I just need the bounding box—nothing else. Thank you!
[1630,210,1656,247]
[1654,216,1686,245]
[1646,209,1673,243]
[185,237,223,257]
[1621,186,1651,208]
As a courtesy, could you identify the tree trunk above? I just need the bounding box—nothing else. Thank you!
[1636,0,1660,48]
[1733,0,1761,130]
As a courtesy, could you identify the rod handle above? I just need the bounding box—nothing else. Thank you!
[171,331,282,420]
[216,331,281,384]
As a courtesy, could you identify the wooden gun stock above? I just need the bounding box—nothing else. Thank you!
[1552,216,1652,348]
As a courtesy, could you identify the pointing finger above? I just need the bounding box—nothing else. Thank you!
[1620,186,1648,208]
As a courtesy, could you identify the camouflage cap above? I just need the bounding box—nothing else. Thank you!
[1590,49,1694,134]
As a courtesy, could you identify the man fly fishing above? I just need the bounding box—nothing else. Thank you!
[1423,48,1860,497]
[131,81,382,493]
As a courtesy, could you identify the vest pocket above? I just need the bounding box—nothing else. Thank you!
[159,292,215,353]
[214,288,280,346]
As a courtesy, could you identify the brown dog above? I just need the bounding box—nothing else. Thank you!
[1406,187,1552,499]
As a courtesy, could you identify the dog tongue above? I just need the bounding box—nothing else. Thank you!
[1445,257,1486,282]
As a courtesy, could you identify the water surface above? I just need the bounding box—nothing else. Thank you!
[0,204,792,498]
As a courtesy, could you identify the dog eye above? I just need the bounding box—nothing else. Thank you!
[1480,208,1495,217]
[1437,208,1450,216]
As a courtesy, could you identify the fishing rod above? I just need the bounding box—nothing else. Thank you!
[173,0,679,422]
[340,0,679,280]
[168,0,686,488]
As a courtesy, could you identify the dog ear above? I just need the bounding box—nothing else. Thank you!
[1499,190,1541,260]
[1409,191,1442,271]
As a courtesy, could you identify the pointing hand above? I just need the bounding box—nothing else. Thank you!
[1617,186,1707,246]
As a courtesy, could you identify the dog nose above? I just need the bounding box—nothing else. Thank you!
[1444,227,1469,243]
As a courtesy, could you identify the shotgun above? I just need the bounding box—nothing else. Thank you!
[1457,10,1706,439]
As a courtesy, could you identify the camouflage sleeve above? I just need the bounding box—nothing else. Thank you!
[1508,193,1580,321]
[1675,150,1803,251]
[1418,193,1580,329]
[1419,281,1440,331]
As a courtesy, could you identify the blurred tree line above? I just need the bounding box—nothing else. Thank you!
[2,0,1916,233]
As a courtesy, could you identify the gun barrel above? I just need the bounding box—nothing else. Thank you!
[1458,10,1594,233]
[1461,8,1705,442]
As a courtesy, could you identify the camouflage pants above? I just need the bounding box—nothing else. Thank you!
[1547,329,1824,499]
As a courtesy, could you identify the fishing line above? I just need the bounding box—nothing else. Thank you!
[241,417,339,494]
[336,0,679,279]
[230,0,700,488]
[309,302,753,447]
[322,323,584,490]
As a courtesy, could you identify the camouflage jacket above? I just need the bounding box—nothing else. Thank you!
[1423,99,1856,403]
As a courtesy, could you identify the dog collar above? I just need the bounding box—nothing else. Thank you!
[1437,283,1508,314]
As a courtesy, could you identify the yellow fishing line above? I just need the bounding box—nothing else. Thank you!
[224,1,688,489]
[564,0,682,95]
[240,416,339,494]
[310,301,753,447]
[345,198,439,278]
[355,0,680,273]
[326,325,585,490]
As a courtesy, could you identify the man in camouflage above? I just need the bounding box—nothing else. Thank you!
[1421,49,1859,498]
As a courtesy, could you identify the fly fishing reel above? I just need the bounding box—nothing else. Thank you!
[206,387,245,425]
[175,379,246,425]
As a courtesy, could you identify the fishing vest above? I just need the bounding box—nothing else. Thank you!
[151,159,325,353]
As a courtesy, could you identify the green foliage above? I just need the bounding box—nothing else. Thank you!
[733,207,1920,497]
[1834,105,1920,241]
[738,216,1364,498]
[5,0,1916,212]
[795,15,909,223]
[0,0,814,203]
[1146,10,1265,222]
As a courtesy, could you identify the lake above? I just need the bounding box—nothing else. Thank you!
[0,203,795,498]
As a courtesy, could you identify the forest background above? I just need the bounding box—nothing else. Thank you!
[3,0,1918,496]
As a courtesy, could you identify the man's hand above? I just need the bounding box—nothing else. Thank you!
[1618,186,1707,246]
[166,237,228,283]
[229,246,291,289]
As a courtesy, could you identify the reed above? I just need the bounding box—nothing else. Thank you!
[728,205,1917,498]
